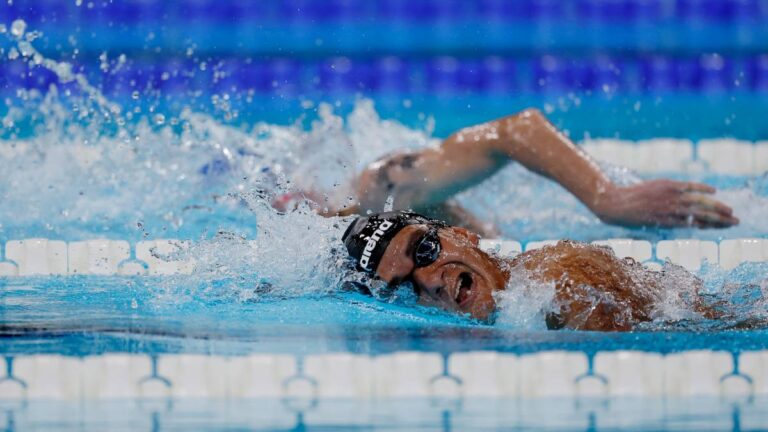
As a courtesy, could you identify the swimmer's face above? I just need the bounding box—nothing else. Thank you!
[375,224,507,321]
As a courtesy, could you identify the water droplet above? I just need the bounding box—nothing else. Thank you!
[383,195,394,212]
[154,113,166,125]
[7,47,19,60]
[18,41,33,57]
[131,91,140,99]
[99,51,109,71]
[10,19,26,38]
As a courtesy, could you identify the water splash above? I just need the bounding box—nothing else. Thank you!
[493,268,556,330]
[2,22,766,242]
[493,249,768,331]
[148,202,355,306]
[4,19,120,118]
[0,25,436,240]
[1,20,768,332]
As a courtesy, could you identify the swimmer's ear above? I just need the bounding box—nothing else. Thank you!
[449,227,480,246]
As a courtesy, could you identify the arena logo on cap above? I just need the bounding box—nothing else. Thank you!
[360,220,394,270]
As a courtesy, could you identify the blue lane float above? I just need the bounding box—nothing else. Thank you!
[3,55,768,96]
[5,0,768,24]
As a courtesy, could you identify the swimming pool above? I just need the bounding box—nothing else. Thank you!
[2,1,768,430]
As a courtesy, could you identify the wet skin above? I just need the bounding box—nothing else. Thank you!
[375,224,508,321]
[375,225,717,331]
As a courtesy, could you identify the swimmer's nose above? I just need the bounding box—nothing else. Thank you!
[420,284,446,302]
[413,269,453,306]
[416,285,447,310]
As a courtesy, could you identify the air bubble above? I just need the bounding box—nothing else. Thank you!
[10,19,26,38]
[384,195,394,212]
[131,91,140,99]
[18,41,33,57]
[99,51,108,72]
[154,113,166,125]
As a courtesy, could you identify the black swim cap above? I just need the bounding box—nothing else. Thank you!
[342,211,445,273]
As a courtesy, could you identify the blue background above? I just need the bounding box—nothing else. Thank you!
[1,0,767,138]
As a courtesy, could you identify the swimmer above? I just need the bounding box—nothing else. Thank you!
[276,108,739,236]
[342,210,720,331]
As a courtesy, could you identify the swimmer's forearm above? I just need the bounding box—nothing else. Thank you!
[487,109,616,212]
[360,108,736,229]
[380,108,617,212]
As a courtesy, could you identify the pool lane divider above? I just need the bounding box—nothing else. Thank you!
[0,350,766,400]
[2,238,767,402]
[1,238,767,277]
[579,138,768,175]
[1,139,766,181]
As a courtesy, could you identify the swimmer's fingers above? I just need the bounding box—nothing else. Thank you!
[680,193,734,216]
[689,220,732,229]
[675,181,716,194]
[669,182,739,227]
[668,208,739,228]
[690,209,739,227]
[691,219,737,229]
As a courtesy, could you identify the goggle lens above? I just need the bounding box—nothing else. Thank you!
[413,228,441,268]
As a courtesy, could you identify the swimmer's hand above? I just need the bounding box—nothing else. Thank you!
[271,191,323,213]
[271,190,359,217]
[593,180,739,228]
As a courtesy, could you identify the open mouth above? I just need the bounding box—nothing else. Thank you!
[455,272,473,306]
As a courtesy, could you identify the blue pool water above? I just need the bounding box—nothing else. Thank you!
[2,2,768,430]
[2,397,767,431]
[2,258,768,358]
[0,0,768,328]
[1,0,768,351]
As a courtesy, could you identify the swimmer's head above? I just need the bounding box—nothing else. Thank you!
[342,211,445,273]
[343,211,508,321]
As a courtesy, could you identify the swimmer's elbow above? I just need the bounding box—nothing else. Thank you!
[507,108,548,127]
[520,107,545,120]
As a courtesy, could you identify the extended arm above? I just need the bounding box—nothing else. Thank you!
[356,109,738,228]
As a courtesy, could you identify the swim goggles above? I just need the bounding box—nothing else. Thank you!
[412,226,443,268]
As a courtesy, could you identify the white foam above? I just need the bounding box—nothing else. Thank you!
[493,267,556,330]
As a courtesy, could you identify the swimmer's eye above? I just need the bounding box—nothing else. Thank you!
[412,227,442,268]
